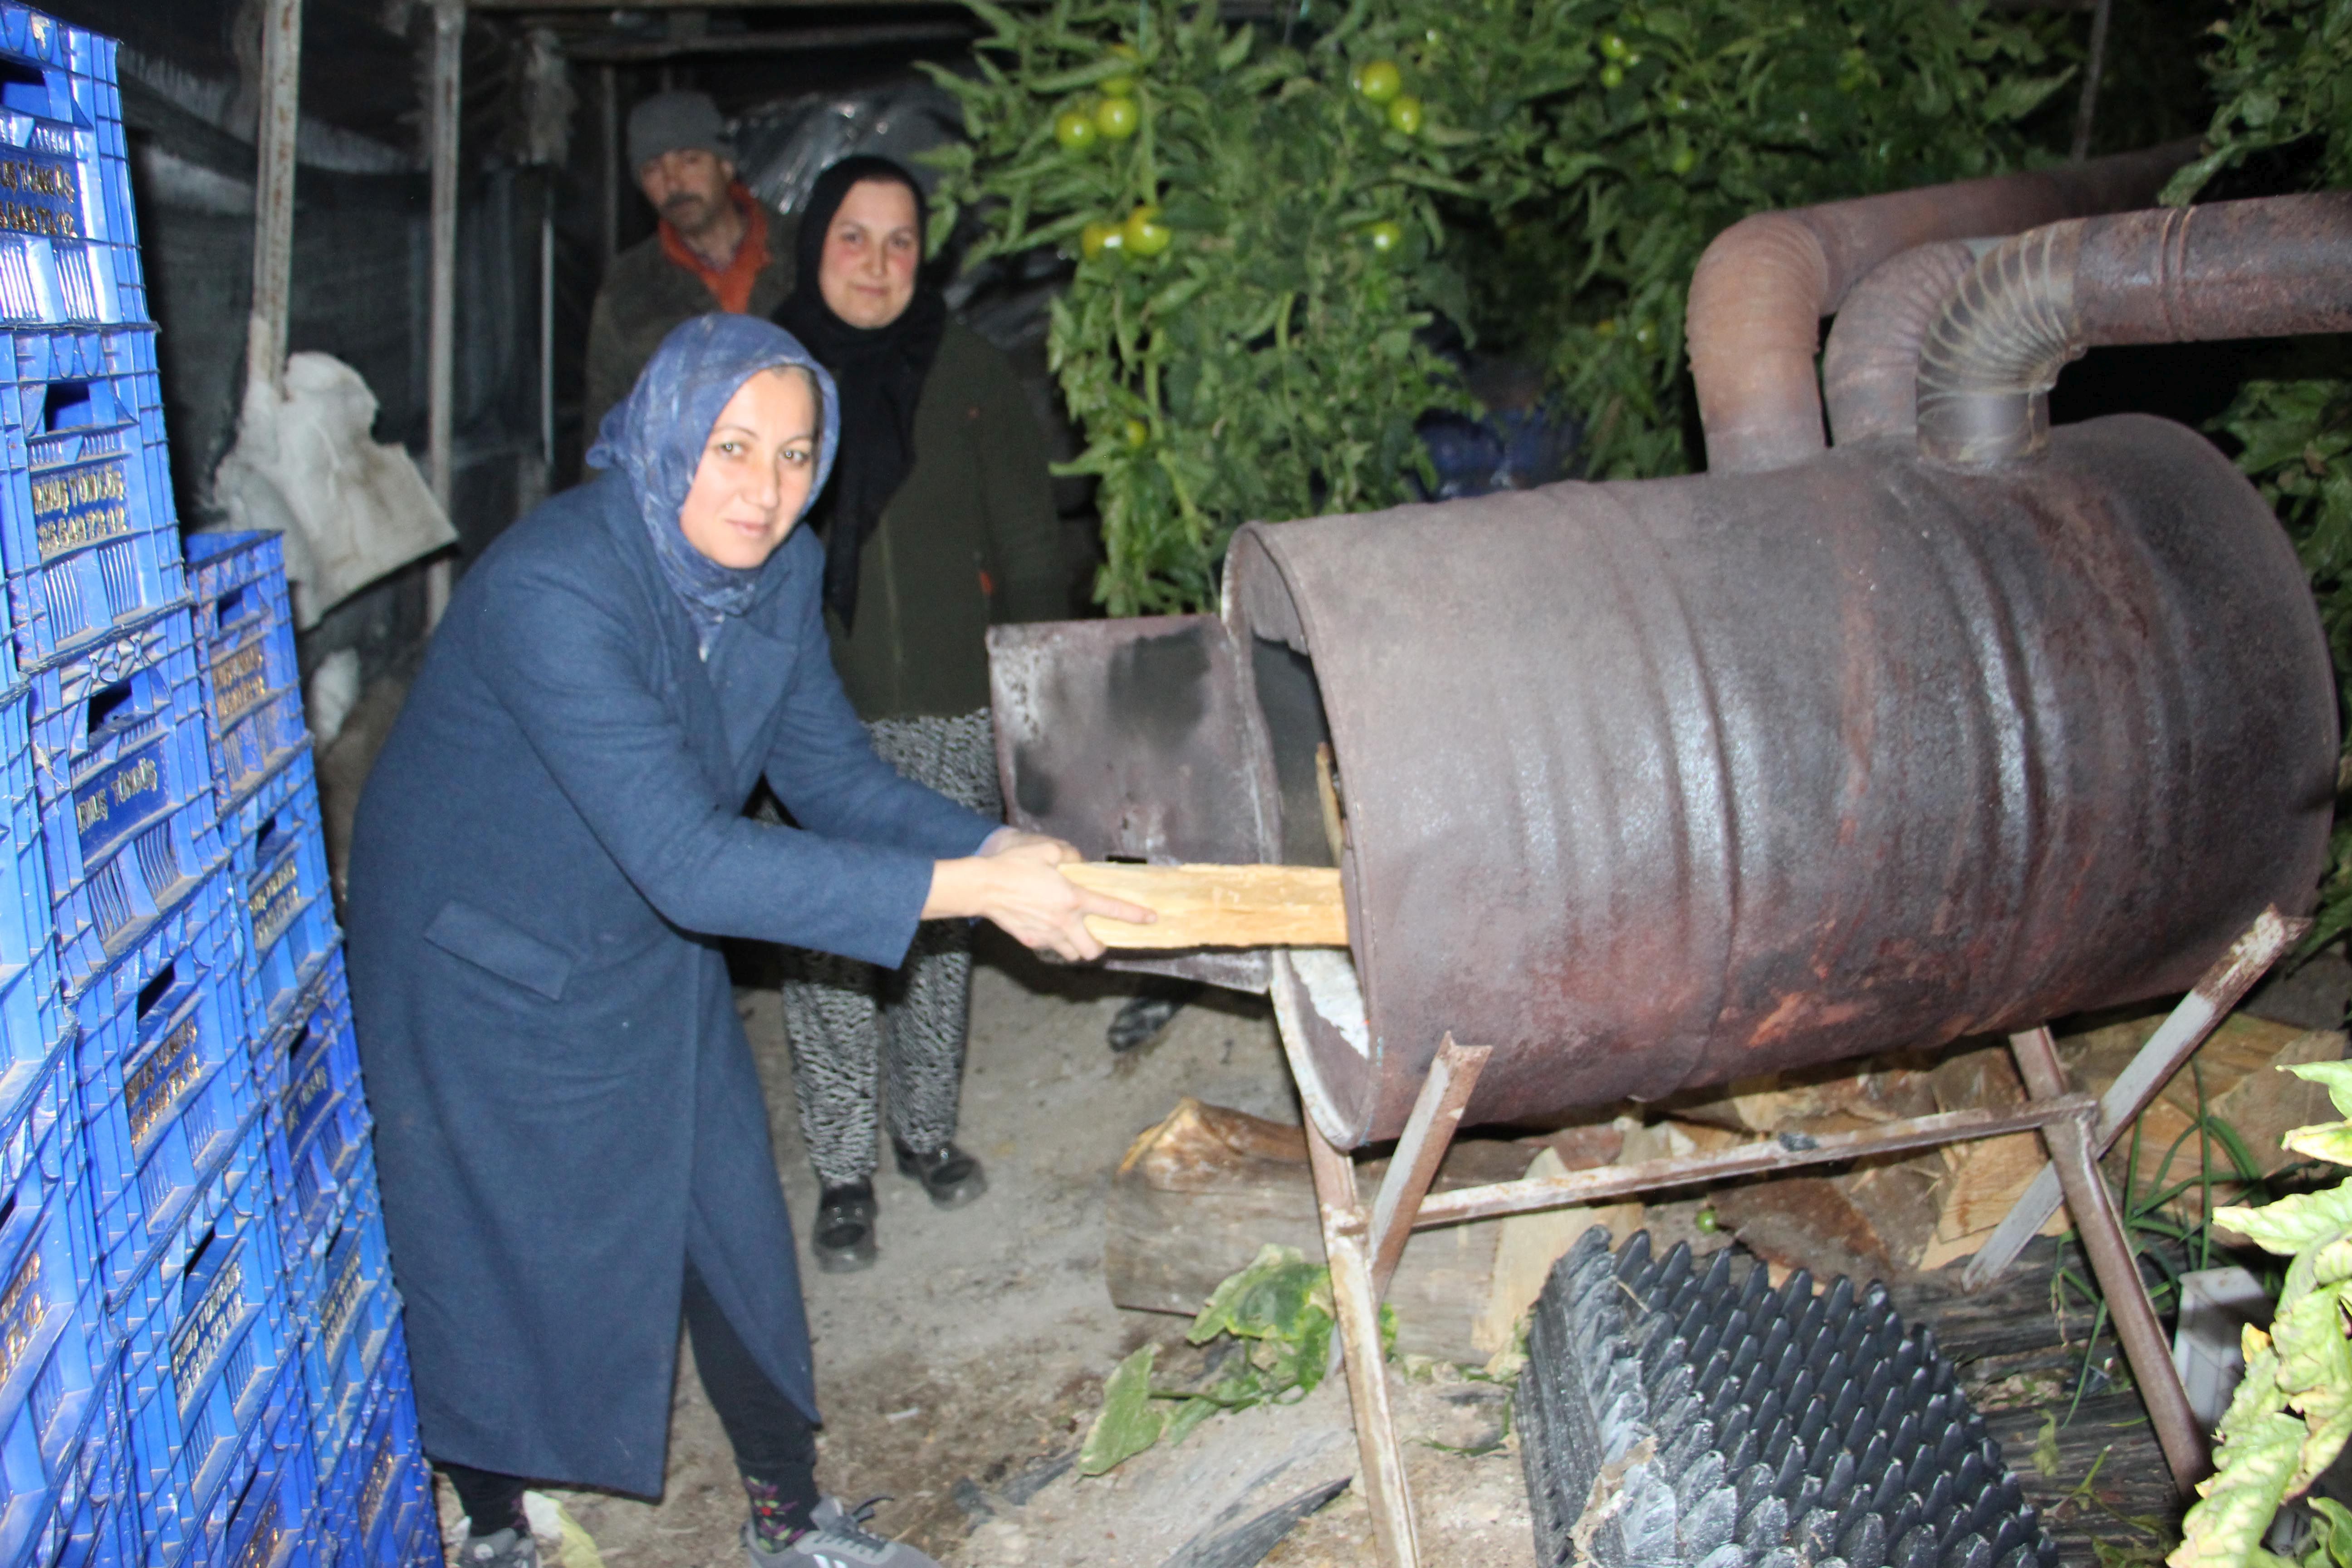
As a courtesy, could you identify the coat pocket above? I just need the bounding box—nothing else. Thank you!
[423,900,576,1002]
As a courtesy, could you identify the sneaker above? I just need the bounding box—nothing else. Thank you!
[456,1529,539,1568]
[813,1181,877,1273]
[1107,987,1194,1053]
[891,1141,987,1209]
[743,1496,942,1568]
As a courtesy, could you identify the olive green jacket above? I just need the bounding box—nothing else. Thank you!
[583,228,798,441]
[825,320,1068,720]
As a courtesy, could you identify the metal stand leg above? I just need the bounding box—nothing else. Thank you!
[1966,908,2303,1288]
[1305,1112,1421,1568]
[2009,1026,2210,1493]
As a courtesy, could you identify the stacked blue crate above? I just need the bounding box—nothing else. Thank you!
[0,10,439,1568]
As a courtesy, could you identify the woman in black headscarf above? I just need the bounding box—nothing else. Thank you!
[770,157,1068,1270]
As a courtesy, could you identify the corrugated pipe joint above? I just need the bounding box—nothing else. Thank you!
[1915,221,2091,467]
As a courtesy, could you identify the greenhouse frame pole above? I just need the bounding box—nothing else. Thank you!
[426,0,464,626]
[247,0,302,401]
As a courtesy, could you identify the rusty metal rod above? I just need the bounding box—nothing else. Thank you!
[1304,1112,1421,1568]
[1963,907,2306,1288]
[245,0,301,402]
[1406,1095,2099,1231]
[1367,1037,1490,1298]
[2009,1026,2211,1491]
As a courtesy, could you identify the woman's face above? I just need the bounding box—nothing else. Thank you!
[817,178,921,329]
[677,367,820,569]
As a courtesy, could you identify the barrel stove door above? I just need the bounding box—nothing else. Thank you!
[987,615,1270,992]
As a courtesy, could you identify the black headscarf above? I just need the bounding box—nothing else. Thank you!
[773,156,949,631]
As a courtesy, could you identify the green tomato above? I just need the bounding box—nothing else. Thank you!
[1385,94,1424,135]
[1054,108,1098,152]
[1594,318,1619,339]
[1599,62,1625,89]
[1123,418,1149,448]
[1080,219,1123,260]
[1103,43,1137,97]
[1695,1207,1720,1235]
[1352,59,1403,104]
[1599,31,1630,59]
[1094,95,1140,141]
[1668,145,1696,176]
[1365,220,1405,255]
[1623,51,1643,67]
[1632,319,1657,348]
[1122,204,1172,257]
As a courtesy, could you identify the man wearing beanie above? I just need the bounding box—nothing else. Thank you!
[583,90,797,437]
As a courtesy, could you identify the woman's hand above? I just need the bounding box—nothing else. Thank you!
[924,835,1156,960]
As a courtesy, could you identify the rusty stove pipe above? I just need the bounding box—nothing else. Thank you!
[1917,192,2352,466]
[1686,142,2195,475]
[1821,241,1981,445]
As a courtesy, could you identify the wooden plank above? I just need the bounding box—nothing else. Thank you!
[1060,863,1347,949]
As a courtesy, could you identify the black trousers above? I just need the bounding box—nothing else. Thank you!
[439,1262,820,1532]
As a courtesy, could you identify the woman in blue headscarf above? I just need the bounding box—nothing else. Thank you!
[345,315,1145,1568]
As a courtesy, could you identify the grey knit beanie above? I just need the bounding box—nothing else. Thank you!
[627,91,731,171]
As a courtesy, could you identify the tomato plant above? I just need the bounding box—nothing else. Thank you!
[927,0,2080,612]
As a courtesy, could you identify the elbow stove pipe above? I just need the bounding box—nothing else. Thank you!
[1917,192,2352,466]
[1686,142,2197,474]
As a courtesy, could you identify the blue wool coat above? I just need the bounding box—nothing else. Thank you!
[344,473,996,1495]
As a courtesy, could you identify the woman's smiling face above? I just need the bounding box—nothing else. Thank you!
[817,178,921,329]
[677,366,821,568]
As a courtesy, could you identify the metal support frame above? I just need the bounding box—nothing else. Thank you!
[1290,911,2298,1567]
[425,0,464,627]
[245,0,302,402]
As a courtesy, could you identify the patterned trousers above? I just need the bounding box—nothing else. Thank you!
[778,710,1002,1189]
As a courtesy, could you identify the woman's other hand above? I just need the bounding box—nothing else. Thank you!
[923,843,1156,961]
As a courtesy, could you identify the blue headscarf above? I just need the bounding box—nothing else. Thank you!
[586,314,841,655]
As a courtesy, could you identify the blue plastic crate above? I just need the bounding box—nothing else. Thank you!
[77,899,250,1219]
[270,1135,368,1319]
[0,695,58,1133]
[202,1390,317,1568]
[10,1337,128,1568]
[0,1165,104,1568]
[270,957,353,1166]
[92,1075,265,1355]
[25,605,198,804]
[49,789,226,1008]
[294,1196,396,1475]
[0,10,144,331]
[62,867,230,1088]
[182,537,305,815]
[130,1348,301,1568]
[0,328,179,668]
[40,696,213,911]
[227,773,332,1040]
[311,1333,421,1568]
[0,1039,76,1248]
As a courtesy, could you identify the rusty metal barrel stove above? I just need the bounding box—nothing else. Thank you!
[992,187,2348,1151]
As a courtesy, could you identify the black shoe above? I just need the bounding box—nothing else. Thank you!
[892,1141,988,1209]
[813,1181,877,1272]
[1107,988,1193,1053]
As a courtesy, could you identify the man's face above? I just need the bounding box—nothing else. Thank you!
[637,147,735,236]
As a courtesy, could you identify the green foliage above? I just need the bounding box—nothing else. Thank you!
[1459,0,2073,480]
[2158,0,2352,205]
[929,0,2077,612]
[1074,1244,1395,1475]
[2169,1063,2352,1568]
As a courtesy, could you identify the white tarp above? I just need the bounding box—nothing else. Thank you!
[208,351,455,628]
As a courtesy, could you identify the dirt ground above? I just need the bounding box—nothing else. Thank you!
[417,942,1538,1568]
